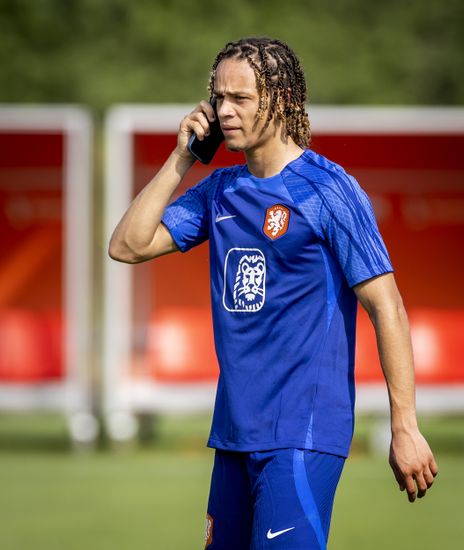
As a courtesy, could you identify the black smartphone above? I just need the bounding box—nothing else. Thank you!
[187,97,224,164]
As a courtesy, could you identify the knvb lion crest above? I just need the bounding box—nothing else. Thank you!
[264,204,290,240]
[223,248,266,312]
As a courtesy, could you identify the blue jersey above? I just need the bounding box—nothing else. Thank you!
[161,148,393,458]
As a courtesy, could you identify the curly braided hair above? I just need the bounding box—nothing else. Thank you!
[207,37,311,148]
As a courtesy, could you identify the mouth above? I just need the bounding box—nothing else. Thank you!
[222,126,240,134]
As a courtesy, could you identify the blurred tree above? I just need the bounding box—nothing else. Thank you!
[0,0,462,112]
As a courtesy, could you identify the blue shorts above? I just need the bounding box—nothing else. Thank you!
[204,448,345,550]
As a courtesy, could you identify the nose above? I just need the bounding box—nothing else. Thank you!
[217,98,234,119]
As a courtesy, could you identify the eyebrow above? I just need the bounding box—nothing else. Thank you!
[213,89,252,96]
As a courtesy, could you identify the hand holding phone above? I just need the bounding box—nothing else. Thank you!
[187,98,224,164]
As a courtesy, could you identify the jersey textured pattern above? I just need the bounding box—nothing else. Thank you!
[161,149,393,457]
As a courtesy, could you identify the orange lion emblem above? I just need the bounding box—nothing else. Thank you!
[204,513,213,548]
[263,204,290,240]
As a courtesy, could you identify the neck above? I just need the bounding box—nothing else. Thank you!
[245,134,304,179]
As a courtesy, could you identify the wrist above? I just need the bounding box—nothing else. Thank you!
[391,411,419,435]
[171,146,196,168]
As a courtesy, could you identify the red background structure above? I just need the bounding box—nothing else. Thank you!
[0,132,64,382]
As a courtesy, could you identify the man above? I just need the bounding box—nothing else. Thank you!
[109,37,438,550]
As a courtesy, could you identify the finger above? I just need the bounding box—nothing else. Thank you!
[185,119,209,141]
[414,472,428,499]
[188,112,211,135]
[390,462,406,491]
[199,100,216,122]
[405,475,417,502]
[423,465,436,488]
[429,457,439,477]
[191,102,215,125]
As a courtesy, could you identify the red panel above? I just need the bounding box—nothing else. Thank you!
[133,133,464,170]
[0,130,64,382]
[355,308,464,384]
[311,135,464,170]
[0,133,63,168]
[146,307,218,382]
[0,309,63,381]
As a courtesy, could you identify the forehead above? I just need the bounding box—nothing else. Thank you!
[214,58,258,95]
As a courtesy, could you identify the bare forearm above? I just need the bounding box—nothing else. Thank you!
[109,149,194,260]
[370,303,419,434]
[354,274,438,501]
[109,101,217,262]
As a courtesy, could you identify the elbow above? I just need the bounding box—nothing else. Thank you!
[108,225,172,263]
[108,238,142,264]
[108,246,133,264]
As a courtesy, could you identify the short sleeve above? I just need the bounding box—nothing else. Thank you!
[161,171,218,253]
[321,173,394,287]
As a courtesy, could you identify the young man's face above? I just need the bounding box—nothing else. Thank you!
[213,58,280,152]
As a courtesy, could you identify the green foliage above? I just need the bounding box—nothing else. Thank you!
[0,0,463,111]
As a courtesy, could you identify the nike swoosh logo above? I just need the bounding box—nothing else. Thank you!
[215,214,237,222]
[266,527,295,539]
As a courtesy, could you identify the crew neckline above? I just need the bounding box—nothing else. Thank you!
[244,148,309,182]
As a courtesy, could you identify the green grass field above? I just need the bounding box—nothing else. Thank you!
[0,413,462,549]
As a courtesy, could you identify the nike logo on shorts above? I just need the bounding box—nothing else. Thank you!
[215,214,237,222]
[266,527,296,539]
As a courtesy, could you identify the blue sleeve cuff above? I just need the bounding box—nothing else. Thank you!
[160,218,188,253]
[348,266,394,288]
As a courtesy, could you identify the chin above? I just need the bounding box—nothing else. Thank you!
[225,142,245,152]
